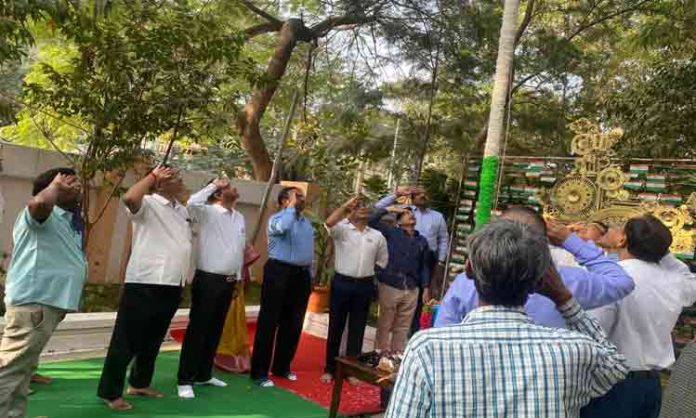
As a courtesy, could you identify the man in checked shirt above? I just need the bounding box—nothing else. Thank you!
[386,220,628,418]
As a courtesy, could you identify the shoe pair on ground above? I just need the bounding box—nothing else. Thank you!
[254,371,298,388]
[319,373,360,385]
[103,378,228,411]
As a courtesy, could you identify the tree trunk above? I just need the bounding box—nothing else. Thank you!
[475,0,521,228]
[238,19,307,181]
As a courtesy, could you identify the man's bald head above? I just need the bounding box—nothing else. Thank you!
[500,206,547,235]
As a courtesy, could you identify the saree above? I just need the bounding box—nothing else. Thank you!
[214,245,260,373]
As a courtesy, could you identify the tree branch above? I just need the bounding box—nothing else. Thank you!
[239,0,281,25]
[89,173,126,227]
[514,0,536,45]
[310,13,379,38]
[29,115,78,165]
[244,21,283,38]
[567,0,653,41]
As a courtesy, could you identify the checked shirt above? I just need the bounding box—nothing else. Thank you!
[386,298,628,418]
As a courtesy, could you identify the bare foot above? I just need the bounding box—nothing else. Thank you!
[347,376,361,385]
[320,373,333,383]
[103,397,133,411]
[126,387,164,398]
[31,374,53,385]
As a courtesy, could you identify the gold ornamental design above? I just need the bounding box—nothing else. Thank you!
[597,167,626,192]
[544,119,694,257]
[551,177,597,218]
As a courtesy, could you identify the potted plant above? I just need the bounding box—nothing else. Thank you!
[306,212,333,313]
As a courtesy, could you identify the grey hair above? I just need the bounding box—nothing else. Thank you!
[467,220,551,307]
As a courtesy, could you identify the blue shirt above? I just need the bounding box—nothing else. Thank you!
[267,207,314,267]
[435,234,634,329]
[5,207,87,311]
[386,299,628,418]
[368,208,431,289]
[376,194,449,261]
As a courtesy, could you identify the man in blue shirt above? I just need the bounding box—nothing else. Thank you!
[0,168,86,418]
[435,206,634,329]
[368,206,431,353]
[251,187,314,387]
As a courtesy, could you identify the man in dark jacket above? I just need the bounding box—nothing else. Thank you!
[368,206,430,352]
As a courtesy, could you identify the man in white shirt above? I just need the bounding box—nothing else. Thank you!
[98,165,192,411]
[320,196,388,383]
[176,178,245,399]
[583,215,696,418]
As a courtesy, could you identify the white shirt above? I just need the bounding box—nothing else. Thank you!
[550,245,579,268]
[329,220,388,279]
[188,184,245,278]
[125,194,193,286]
[591,256,696,370]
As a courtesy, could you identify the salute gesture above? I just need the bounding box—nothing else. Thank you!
[150,164,178,184]
[28,169,83,222]
[326,195,362,228]
[395,185,412,197]
[212,177,230,190]
[50,172,81,195]
[536,265,573,306]
[546,220,572,246]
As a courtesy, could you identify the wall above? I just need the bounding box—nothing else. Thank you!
[0,143,285,284]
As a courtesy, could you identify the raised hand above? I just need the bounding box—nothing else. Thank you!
[50,173,81,195]
[287,190,298,208]
[151,164,178,182]
[395,185,412,197]
[342,196,361,212]
[546,220,572,246]
[386,205,408,214]
[536,265,572,306]
[213,177,230,190]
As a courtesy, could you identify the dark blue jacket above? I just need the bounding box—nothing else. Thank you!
[368,208,431,290]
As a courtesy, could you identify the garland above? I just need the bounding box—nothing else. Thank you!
[474,156,500,229]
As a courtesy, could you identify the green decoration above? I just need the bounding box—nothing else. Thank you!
[475,156,500,229]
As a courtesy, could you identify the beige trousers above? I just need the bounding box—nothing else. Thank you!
[0,304,66,418]
[375,283,418,352]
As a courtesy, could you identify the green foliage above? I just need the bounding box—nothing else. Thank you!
[283,116,359,209]
[2,1,251,181]
[607,58,696,158]
[362,174,388,201]
[419,168,459,221]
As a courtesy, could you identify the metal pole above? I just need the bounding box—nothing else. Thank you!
[441,153,469,299]
[250,90,300,245]
[387,118,400,190]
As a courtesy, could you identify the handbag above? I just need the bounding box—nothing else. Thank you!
[243,244,261,267]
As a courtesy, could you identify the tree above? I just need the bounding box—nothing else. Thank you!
[475,0,521,228]
[1,1,250,241]
[236,0,389,180]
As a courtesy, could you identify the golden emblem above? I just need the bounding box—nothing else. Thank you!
[544,119,693,257]
[551,177,597,218]
[597,167,626,191]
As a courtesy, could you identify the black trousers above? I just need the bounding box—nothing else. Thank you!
[97,283,182,400]
[324,273,375,375]
[580,371,662,418]
[250,259,311,381]
[177,270,237,385]
[410,249,437,335]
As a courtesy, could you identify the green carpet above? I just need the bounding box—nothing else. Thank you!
[27,352,328,418]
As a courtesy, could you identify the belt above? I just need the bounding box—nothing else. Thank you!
[335,273,374,282]
[269,258,310,270]
[196,270,238,282]
[628,370,660,379]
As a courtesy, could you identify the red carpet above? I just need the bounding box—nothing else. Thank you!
[171,321,381,416]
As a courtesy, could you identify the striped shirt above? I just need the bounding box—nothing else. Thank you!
[386,298,628,418]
